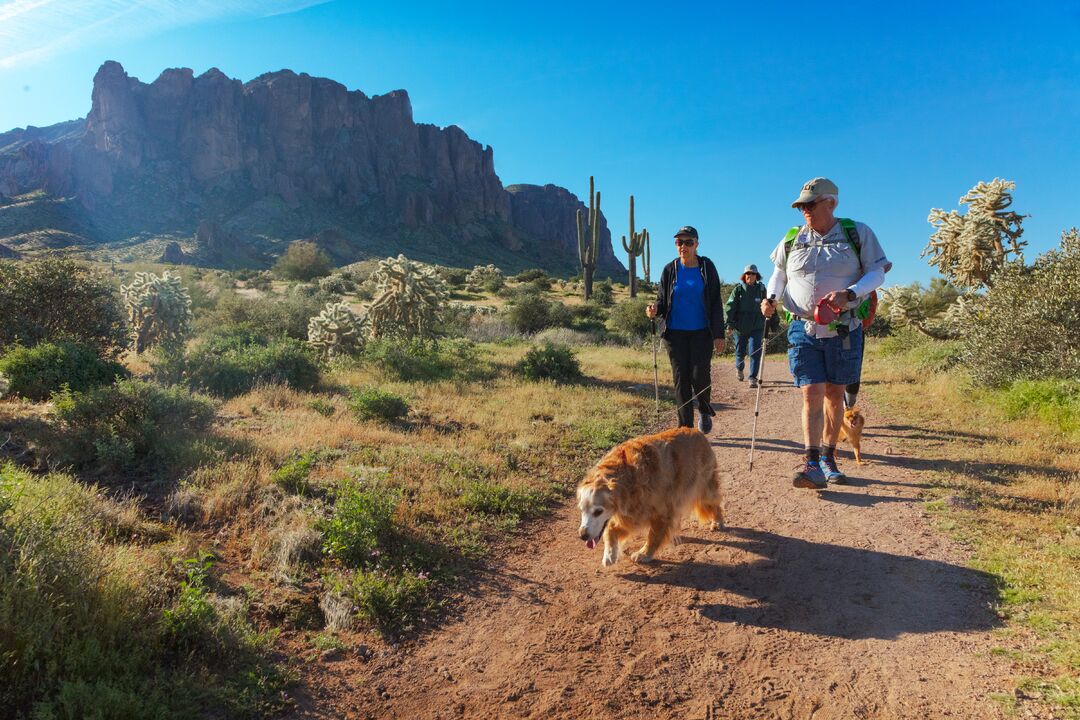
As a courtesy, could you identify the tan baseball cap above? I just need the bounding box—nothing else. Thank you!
[791,177,839,208]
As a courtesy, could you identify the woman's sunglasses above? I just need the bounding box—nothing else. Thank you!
[674,238,696,246]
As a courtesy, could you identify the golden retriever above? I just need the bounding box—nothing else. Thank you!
[839,406,866,464]
[576,427,723,567]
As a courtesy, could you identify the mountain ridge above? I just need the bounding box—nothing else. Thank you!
[0,61,624,275]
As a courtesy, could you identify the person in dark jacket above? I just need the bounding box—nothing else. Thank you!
[645,226,726,432]
[725,264,768,388]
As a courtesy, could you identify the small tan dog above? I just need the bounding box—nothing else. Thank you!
[576,427,724,567]
[839,406,866,464]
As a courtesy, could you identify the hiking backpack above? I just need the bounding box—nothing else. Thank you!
[781,217,878,330]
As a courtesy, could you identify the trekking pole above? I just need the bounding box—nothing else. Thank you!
[748,296,776,471]
[651,318,660,424]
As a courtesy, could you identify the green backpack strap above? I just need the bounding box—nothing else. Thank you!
[838,217,861,258]
[779,227,800,323]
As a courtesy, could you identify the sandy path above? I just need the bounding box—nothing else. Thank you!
[290,361,1010,719]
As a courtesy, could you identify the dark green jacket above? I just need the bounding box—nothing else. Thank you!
[725,281,767,335]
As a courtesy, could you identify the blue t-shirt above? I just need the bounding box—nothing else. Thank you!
[667,261,708,331]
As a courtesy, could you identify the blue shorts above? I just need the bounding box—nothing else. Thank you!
[787,321,864,387]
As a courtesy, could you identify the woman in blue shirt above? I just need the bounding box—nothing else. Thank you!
[645,226,727,431]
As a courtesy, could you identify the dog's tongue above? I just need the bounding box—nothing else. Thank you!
[586,538,596,550]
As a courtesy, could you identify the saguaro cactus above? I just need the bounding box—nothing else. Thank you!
[307,301,368,359]
[642,228,651,284]
[366,254,449,339]
[576,176,601,301]
[119,271,192,353]
[622,195,647,297]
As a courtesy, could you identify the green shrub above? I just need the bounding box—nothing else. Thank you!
[348,386,409,423]
[322,479,400,567]
[517,342,581,382]
[363,338,489,382]
[592,277,615,306]
[273,240,333,281]
[0,342,128,400]
[995,379,1080,437]
[566,303,608,333]
[0,257,129,357]
[344,567,434,635]
[271,451,318,495]
[607,296,653,339]
[459,479,548,520]
[962,229,1080,386]
[198,288,336,340]
[437,266,469,287]
[183,331,320,398]
[506,290,556,334]
[0,464,286,718]
[513,268,548,283]
[52,379,216,472]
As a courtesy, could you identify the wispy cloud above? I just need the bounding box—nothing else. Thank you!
[0,0,331,69]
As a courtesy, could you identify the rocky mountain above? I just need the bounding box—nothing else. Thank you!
[0,61,624,275]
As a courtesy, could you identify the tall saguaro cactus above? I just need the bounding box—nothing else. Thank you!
[622,195,647,297]
[576,176,601,301]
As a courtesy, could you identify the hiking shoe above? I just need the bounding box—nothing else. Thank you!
[792,460,827,489]
[697,412,713,434]
[820,455,847,484]
[737,368,744,382]
[748,377,759,389]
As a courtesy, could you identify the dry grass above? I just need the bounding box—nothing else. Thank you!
[863,335,1080,714]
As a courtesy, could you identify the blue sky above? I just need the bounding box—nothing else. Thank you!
[1,0,1078,284]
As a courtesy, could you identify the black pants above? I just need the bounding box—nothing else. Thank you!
[664,329,715,428]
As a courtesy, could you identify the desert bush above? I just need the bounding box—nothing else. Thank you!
[566,303,608,333]
[339,567,434,635]
[436,266,469,287]
[962,229,1080,386]
[466,264,504,291]
[318,271,356,295]
[506,289,557,334]
[362,338,489,382]
[271,451,318,495]
[995,379,1080,438]
[246,271,274,291]
[0,342,128,400]
[183,331,320,398]
[607,296,653,339]
[465,314,520,343]
[273,240,333,281]
[513,268,548,283]
[534,327,601,346]
[348,386,410,423]
[201,287,336,341]
[52,379,216,472]
[517,342,581,382]
[592,277,615,306]
[0,257,129,357]
[322,479,400,567]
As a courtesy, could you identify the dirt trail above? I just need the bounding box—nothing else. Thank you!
[291,362,1011,719]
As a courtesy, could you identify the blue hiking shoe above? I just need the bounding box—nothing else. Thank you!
[792,460,827,489]
[819,455,847,484]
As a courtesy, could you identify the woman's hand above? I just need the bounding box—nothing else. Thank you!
[713,338,725,353]
[645,303,657,319]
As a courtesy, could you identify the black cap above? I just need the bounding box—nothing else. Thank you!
[674,225,698,240]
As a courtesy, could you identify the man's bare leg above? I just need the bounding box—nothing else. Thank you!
[801,383,826,449]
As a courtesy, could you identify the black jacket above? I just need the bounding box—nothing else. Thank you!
[653,255,726,339]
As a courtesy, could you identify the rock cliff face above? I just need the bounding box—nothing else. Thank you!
[0,61,624,275]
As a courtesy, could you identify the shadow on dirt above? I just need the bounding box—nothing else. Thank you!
[620,526,1001,641]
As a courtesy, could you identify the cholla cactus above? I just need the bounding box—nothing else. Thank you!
[883,286,963,340]
[119,271,192,353]
[466,264,504,289]
[924,179,1027,290]
[0,372,9,399]
[307,302,368,359]
[366,254,449,339]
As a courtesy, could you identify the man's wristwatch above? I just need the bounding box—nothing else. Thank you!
[845,288,857,302]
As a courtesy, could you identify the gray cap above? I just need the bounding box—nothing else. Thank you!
[791,177,839,208]
[742,264,760,277]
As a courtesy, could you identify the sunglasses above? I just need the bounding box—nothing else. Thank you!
[674,238,696,246]
[797,199,823,212]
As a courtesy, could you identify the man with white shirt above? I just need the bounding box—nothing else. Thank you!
[761,177,892,489]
